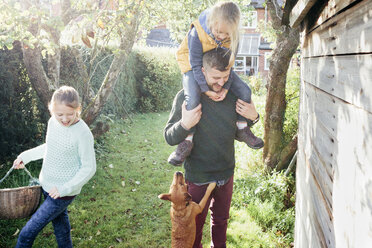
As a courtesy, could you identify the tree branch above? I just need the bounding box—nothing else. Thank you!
[275,134,298,171]
[282,0,299,26]
[81,0,143,126]
[266,0,283,30]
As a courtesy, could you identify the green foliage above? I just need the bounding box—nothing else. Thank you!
[150,0,252,43]
[0,45,46,165]
[242,73,267,96]
[232,169,296,246]
[60,47,138,117]
[283,67,300,143]
[0,161,42,190]
[0,111,296,247]
[130,46,182,112]
[60,45,182,116]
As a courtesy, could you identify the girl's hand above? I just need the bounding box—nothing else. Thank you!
[49,187,60,199]
[217,88,228,101]
[13,158,25,169]
[205,91,221,101]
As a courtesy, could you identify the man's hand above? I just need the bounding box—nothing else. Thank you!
[236,99,259,121]
[181,102,202,130]
[13,158,25,169]
[205,88,228,102]
[49,187,60,199]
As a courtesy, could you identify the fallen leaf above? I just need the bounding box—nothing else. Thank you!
[81,35,92,48]
[12,229,19,236]
[96,230,101,236]
[86,30,95,39]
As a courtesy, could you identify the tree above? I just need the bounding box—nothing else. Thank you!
[263,0,300,170]
[0,0,146,128]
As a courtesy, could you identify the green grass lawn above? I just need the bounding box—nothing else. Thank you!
[0,109,294,247]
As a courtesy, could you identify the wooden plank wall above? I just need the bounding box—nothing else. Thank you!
[295,0,372,247]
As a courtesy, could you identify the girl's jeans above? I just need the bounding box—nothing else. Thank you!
[186,175,234,248]
[15,189,75,248]
[183,70,252,122]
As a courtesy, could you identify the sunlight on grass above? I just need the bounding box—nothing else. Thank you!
[227,208,278,248]
[1,110,294,247]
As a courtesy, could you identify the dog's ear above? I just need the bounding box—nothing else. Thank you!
[184,192,192,201]
[158,193,171,201]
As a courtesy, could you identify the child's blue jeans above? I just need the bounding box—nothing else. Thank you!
[183,70,252,122]
[15,189,75,248]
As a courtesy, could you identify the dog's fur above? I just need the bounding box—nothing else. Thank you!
[158,171,216,248]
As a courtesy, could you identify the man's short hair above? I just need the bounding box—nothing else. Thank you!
[202,48,232,71]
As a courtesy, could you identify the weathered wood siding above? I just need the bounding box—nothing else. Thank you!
[294,0,372,247]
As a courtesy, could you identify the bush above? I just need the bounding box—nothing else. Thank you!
[60,46,182,115]
[233,169,296,245]
[60,47,138,118]
[131,46,182,112]
[0,44,46,165]
[284,67,300,144]
[242,73,266,96]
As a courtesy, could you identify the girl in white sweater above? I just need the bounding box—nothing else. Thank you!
[13,86,96,248]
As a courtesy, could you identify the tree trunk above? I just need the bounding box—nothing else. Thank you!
[22,46,54,109]
[81,5,142,126]
[263,0,300,170]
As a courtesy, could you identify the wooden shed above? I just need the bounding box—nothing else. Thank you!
[290,0,372,247]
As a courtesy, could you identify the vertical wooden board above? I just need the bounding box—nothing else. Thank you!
[302,0,372,57]
[295,79,332,248]
[307,159,336,248]
[301,82,372,247]
[295,146,324,248]
[301,83,337,180]
[352,167,372,247]
[302,55,372,114]
[332,99,372,247]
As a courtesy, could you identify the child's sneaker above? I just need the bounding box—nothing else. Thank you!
[167,140,193,166]
[236,127,264,149]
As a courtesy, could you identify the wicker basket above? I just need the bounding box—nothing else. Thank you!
[0,185,41,219]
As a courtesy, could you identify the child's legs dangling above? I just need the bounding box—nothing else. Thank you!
[167,71,199,166]
[183,70,202,112]
[229,70,252,124]
[229,70,264,149]
[183,70,202,140]
[16,190,74,248]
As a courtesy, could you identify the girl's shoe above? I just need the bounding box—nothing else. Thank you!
[236,127,264,149]
[167,140,193,166]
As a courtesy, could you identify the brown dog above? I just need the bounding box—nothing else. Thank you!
[158,171,216,248]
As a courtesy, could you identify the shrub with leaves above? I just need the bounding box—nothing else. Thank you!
[232,169,296,245]
[283,67,300,144]
[133,46,182,112]
[0,44,46,165]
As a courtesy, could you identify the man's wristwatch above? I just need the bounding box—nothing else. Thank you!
[251,113,260,124]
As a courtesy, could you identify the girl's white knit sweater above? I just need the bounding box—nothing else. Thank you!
[19,116,96,197]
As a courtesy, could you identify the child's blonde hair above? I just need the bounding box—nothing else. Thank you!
[207,1,240,67]
[49,86,81,115]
